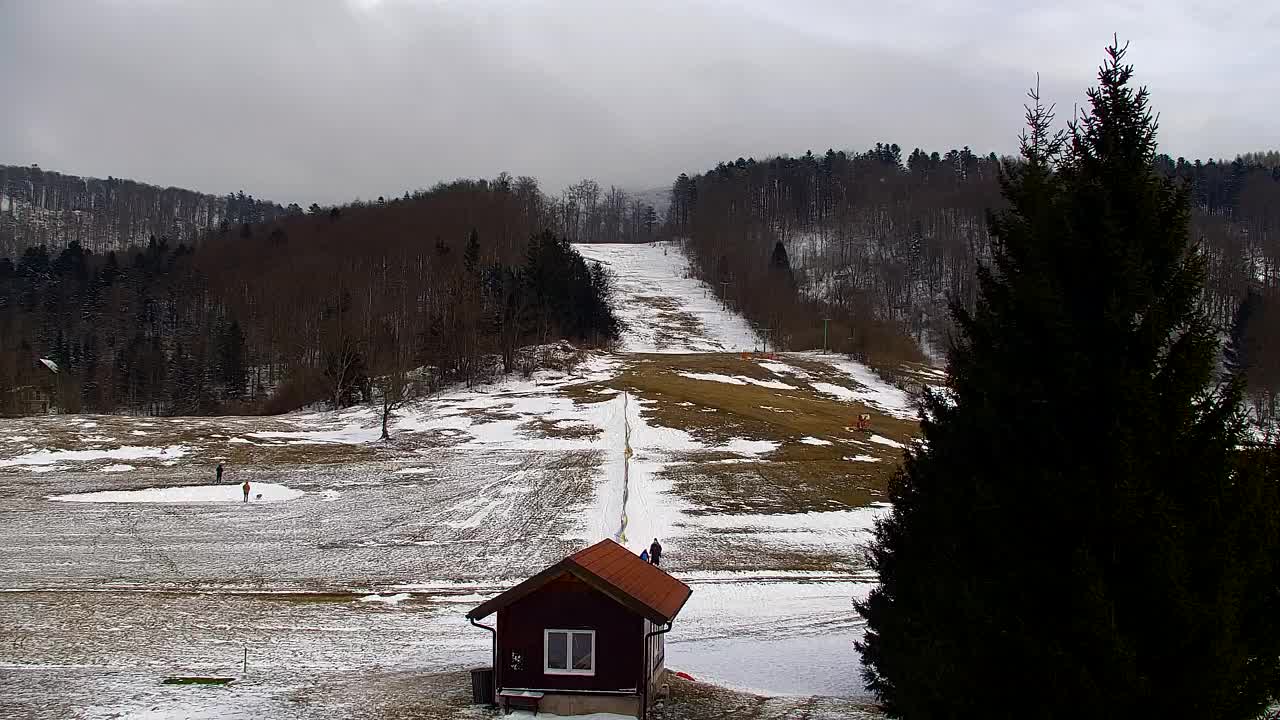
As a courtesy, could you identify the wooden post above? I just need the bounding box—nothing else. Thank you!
[243,647,248,675]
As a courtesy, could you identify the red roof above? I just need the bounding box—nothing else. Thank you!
[467,539,692,624]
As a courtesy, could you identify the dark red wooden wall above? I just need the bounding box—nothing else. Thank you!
[496,573,643,692]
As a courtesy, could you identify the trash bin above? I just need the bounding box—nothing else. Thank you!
[470,666,495,705]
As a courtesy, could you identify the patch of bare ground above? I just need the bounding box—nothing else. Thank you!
[614,353,915,454]
[666,460,884,516]
[676,532,856,573]
[881,360,949,396]
[520,417,602,441]
[633,295,709,350]
[289,670,481,720]
[568,352,914,516]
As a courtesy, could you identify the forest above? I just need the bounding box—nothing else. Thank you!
[671,147,1280,425]
[0,164,289,257]
[5,148,1279,426]
[0,175,639,416]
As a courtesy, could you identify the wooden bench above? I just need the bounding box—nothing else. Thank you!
[499,689,544,715]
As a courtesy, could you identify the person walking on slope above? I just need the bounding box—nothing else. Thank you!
[216,463,224,484]
[649,538,662,567]
[242,480,251,503]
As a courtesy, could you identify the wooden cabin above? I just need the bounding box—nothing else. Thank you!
[467,538,692,717]
[2,385,51,416]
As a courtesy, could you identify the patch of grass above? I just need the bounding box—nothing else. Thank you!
[162,676,234,685]
[668,459,885,516]
[521,417,601,441]
[620,352,912,486]
[566,352,914,520]
[616,353,915,449]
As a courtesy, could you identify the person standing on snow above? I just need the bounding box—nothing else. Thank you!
[639,548,650,563]
[649,538,662,567]
[216,463,224,484]
[242,480,251,503]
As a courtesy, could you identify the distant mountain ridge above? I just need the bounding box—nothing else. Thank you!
[0,164,289,257]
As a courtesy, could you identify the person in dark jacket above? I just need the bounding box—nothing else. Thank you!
[242,480,251,503]
[216,463,224,484]
[649,538,662,566]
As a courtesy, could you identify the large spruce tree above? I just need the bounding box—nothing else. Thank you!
[857,43,1280,719]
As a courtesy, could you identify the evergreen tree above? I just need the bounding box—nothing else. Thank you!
[858,43,1280,719]
[217,319,248,401]
[1225,289,1263,377]
[769,240,794,292]
[769,240,790,272]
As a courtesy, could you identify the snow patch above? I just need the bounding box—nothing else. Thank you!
[0,445,187,467]
[722,438,778,455]
[50,482,303,504]
[868,435,905,449]
[248,423,379,444]
[101,464,135,473]
[574,242,760,353]
[800,353,918,420]
[810,381,860,402]
[758,361,813,379]
[358,593,412,605]
[678,371,745,385]
[678,371,793,390]
[800,437,832,446]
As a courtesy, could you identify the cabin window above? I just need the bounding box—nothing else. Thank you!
[544,629,595,675]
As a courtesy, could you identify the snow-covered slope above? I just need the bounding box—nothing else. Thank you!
[0,241,917,716]
[575,241,760,353]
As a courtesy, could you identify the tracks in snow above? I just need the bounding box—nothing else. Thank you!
[615,391,633,544]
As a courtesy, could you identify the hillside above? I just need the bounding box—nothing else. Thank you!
[0,178,624,417]
[671,149,1280,424]
[0,240,917,718]
[0,164,287,257]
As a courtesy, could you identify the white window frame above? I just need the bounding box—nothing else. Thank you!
[543,629,596,676]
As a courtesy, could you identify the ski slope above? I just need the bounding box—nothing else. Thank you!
[0,241,916,717]
[575,242,760,353]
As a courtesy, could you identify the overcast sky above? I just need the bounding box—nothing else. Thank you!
[2,0,1277,206]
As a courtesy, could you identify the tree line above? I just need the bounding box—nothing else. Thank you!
[0,164,291,257]
[668,136,1280,426]
[857,43,1280,719]
[0,176,621,417]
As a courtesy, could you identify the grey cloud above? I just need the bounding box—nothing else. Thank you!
[2,0,1276,206]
